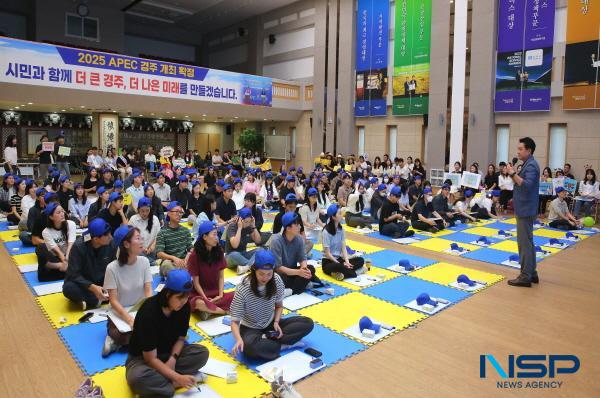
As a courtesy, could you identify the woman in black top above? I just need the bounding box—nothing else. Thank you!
[484,164,498,190]
[143,184,164,224]
[7,177,26,225]
[57,176,73,216]
[83,167,99,194]
[125,269,209,397]
[188,181,204,218]
[204,166,217,188]
[410,188,446,233]
[88,186,110,221]
[412,158,426,180]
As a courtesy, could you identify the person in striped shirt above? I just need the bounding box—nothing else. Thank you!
[156,202,193,277]
[230,249,314,361]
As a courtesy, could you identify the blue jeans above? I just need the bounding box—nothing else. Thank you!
[226,250,256,269]
[56,161,71,178]
[573,200,593,217]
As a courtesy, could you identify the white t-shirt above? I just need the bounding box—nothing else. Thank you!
[498,174,514,191]
[20,195,36,221]
[212,155,223,165]
[398,165,411,180]
[103,256,152,307]
[128,214,160,249]
[152,182,171,202]
[4,146,17,165]
[144,153,157,163]
[232,189,246,210]
[42,220,76,254]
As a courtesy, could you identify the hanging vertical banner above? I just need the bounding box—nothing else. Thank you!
[392,0,432,116]
[495,0,555,112]
[355,0,389,117]
[564,0,600,110]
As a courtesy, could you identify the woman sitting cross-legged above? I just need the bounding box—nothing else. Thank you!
[102,225,153,357]
[230,249,314,361]
[38,203,76,282]
[187,221,235,321]
[321,204,368,281]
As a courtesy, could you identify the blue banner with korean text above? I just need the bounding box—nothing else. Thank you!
[355,0,390,117]
[0,37,272,107]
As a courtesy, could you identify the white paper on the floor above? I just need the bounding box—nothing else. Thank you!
[84,307,111,323]
[387,264,420,274]
[405,299,450,315]
[149,265,160,275]
[449,281,486,292]
[174,383,220,398]
[443,248,468,256]
[306,259,321,268]
[225,274,247,286]
[571,229,594,235]
[200,358,237,379]
[33,281,63,296]
[344,275,382,287]
[352,227,373,234]
[470,240,490,247]
[195,316,231,337]
[18,263,38,273]
[256,350,324,383]
[108,311,137,333]
[501,260,521,269]
[343,320,394,343]
[543,242,566,249]
[492,234,513,240]
[392,237,420,244]
[283,292,322,311]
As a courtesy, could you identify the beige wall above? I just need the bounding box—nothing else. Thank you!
[495,98,600,181]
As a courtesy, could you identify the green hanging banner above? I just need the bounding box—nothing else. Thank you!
[392,0,431,116]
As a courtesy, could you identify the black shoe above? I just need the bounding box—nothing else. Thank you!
[392,232,405,238]
[531,275,539,284]
[508,276,532,287]
[429,227,439,233]
[405,230,415,237]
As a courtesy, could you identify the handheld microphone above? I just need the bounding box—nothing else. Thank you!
[511,157,518,166]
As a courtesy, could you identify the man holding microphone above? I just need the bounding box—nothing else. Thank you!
[506,137,540,287]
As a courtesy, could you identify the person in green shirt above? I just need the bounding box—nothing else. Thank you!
[156,202,193,277]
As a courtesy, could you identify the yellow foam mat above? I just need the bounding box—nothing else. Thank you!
[92,342,270,398]
[462,226,507,237]
[262,222,273,231]
[488,240,520,253]
[298,292,426,341]
[502,218,517,224]
[533,228,589,240]
[36,292,95,328]
[408,226,455,237]
[315,266,399,291]
[410,262,504,289]
[12,253,37,266]
[410,237,480,253]
[313,239,384,254]
[0,229,20,242]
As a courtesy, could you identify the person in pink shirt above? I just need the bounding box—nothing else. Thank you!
[243,171,260,195]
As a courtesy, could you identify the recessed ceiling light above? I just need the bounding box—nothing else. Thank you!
[139,114,143,117]
[202,114,206,117]
[263,118,267,121]
[171,116,175,119]
[21,104,25,107]
[27,102,33,105]
[185,115,189,118]
[151,113,155,115]
[166,111,171,114]
[14,106,19,109]
[234,116,238,119]
[70,107,74,110]
[61,109,66,112]
[80,106,85,108]
[202,118,206,121]
[244,120,247,122]
[9,108,13,111]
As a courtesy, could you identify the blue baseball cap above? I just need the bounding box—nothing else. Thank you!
[441,184,451,190]
[285,193,298,203]
[87,218,111,238]
[178,175,188,183]
[227,165,233,170]
[464,189,474,198]
[59,175,69,184]
[281,211,299,227]
[109,192,123,203]
[2,172,11,179]
[423,187,432,194]
[164,269,193,293]
[370,177,378,184]
[491,190,501,197]
[216,179,225,187]
[13,176,22,185]
[307,187,318,197]
[297,167,303,173]
[327,204,340,219]
[254,249,276,270]
[51,170,60,178]
[113,225,133,247]
[97,186,107,195]
[137,197,152,208]
[197,221,217,237]
[114,180,124,189]
[222,183,232,191]
[35,187,47,197]
[416,293,438,307]
[238,207,252,219]
[102,168,112,174]
[131,169,142,178]
[286,175,296,182]
[43,192,57,203]
[234,178,242,185]
[265,172,273,179]
[166,201,181,211]
[359,316,381,333]
[231,170,239,176]
[555,186,565,194]
[398,259,415,271]
[390,186,402,197]
[43,202,59,216]
[280,171,288,176]
[376,183,387,192]
[414,175,422,180]
[289,166,296,172]
[191,180,200,187]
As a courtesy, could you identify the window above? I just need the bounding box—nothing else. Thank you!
[357,126,365,156]
[496,125,510,164]
[388,126,397,159]
[548,124,567,170]
[65,13,99,41]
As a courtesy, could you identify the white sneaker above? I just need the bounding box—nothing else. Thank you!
[306,282,314,289]
[271,374,302,398]
[237,265,251,275]
[283,288,293,298]
[101,335,120,357]
[80,301,87,311]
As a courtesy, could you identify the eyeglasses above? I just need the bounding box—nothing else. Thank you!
[169,210,184,215]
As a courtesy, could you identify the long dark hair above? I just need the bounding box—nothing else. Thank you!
[4,134,16,147]
[2,174,14,190]
[47,207,68,243]
[325,211,342,236]
[74,184,87,205]
[193,230,224,264]
[201,194,216,220]
[248,267,277,299]
[584,168,596,185]
[117,227,140,266]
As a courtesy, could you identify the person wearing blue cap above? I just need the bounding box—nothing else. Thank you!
[68,183,91,228]
[364,177,380,212]
[471,190,501,220]
[432,184,459,227]
[243,192,270,243]
[410,187,446,233]
[156,202,194,277]
[369,183,388,221]
[204,164,217,188]
[125,268,209,397]
[101,225,153,357]
[299,187,325,240]
[230,249,314,362]
[125,169,145,214]
[224,207,262,274]
[97,167,115,192]
[321,204,367,280]
[128,196,160,265]
[215,182,237,224]
[259,172,280,211]
[88,185,110,221]
[169,175,192,216]
[99,191,128,234]
[188,221,234,320]
[30,192,60,249]
[6,176,26,226]
[278,175,301,207]
[270,212,319,295]
[547,187,582,230]
[408,175,424,205]
[378,185,415,238]
[451,190,478,223]
[62,218,115,308]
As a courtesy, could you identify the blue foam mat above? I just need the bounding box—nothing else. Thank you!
[441,231,502,245]
[362,276,471,308]
[22,270,57,288]
[365,231,432,243]
[446,222,472,232]
[479,221,518,231]
[462,247,518,266]
[365,250,437,269]
[308,249,322,261]
[212,320,365,371]
[59,322,203,375]
[0,221,9,231]
[4,240,36,254]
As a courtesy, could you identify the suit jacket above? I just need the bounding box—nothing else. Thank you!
[513,155,540,218]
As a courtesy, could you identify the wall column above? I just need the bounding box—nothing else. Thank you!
[336,0,356,156]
